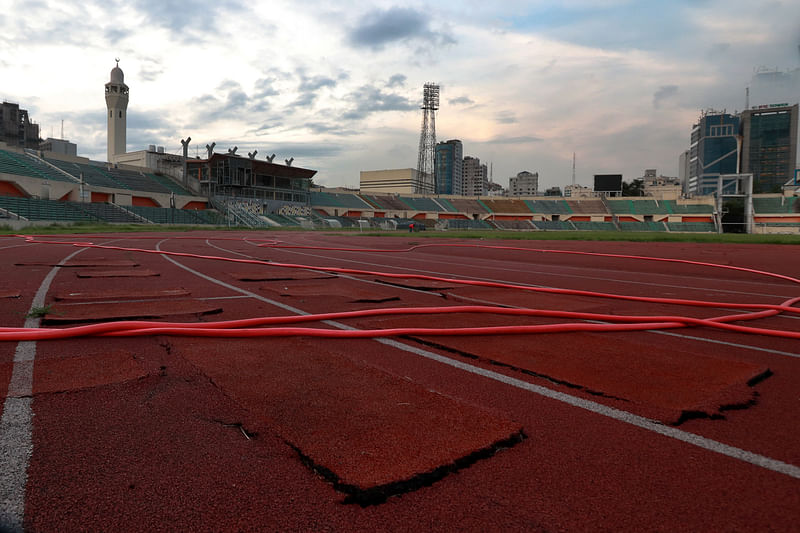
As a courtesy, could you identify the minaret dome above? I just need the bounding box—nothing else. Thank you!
[105,59,129,162]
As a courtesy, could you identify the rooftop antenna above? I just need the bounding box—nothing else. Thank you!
[61,119,64,140]
[745,87,750,110]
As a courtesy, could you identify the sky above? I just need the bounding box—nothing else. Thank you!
[2,0,799,190]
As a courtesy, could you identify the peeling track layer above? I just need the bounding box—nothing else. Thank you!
[293,430,527,506]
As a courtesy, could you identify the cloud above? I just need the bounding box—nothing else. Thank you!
[481,135,543,145]
[495,111,518,124]
[304,122,359,136]
[340,84,417,121]
[449,96,474,105]
[706,42,731,58]
[653,85,679,108]
[138,61,164,82]
[188,80,252,125]
[226,141,346,160]
[129,0,245,42]
[348,7,455,50]
[387,74,407,88]
[299,75,337,92]
[282,70,340,112]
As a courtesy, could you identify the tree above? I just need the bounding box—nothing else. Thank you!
[621,178,644,197]
[721,198,745,233]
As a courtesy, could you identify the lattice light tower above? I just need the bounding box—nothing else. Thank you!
[416,83,439,194]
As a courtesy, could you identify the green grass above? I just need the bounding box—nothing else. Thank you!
[0,222,245,235]
[355,229,800,245]
[26,305,52,318]
[0,222,797,244]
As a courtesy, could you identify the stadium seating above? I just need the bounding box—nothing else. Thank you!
[571,221,617,231]
[532,220,571,230]
[491,219,535,230]
[398,196,448,212]
[69,202,141,223]
[447,198,489,214]
[445,219,492,230]
[310,191,372,209]
[525,199,572,215]
[618,221,667,232]
[44,158,126,189]
[0,196,94,221]
[666,201,714,214]
[666,222,717,232]
[753,197,798,214]
[481,198,533,214]
[359,194,410,211]
[264,213,301,227]
[127,205,212,225]
[566,199,607,214]
[146,173,193,195]
[433,197,459,212]
[0,149,77,182]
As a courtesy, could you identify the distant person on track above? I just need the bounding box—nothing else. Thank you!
[409,223,414,233]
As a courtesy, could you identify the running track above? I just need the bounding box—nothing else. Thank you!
[1,231,798,531]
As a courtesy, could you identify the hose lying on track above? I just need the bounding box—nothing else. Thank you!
[2,234,797,341]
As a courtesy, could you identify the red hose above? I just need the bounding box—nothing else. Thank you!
[4,235,797,342]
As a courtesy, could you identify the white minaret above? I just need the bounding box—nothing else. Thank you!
[105,59,129,162]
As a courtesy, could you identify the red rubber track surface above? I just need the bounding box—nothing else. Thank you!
[1,231,799,531]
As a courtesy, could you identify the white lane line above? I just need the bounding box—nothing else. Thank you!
[374,336,800,480]
[158,240,800,480]
[257,239,798,298]
[0,247,84,533]
[262,245,797,303]
[257,245,800,359]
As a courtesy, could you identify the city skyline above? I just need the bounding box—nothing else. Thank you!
[2,1,799,190]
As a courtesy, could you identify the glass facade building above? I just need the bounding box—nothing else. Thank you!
[688,112,740,196]
[434,139,463,195]
[740,104,798,193]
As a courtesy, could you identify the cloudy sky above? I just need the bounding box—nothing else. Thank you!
[2,0,799,190]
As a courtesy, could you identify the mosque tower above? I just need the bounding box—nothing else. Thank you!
[105,59,129,162]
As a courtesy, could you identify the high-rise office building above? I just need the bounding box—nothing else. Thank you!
[434,139,463,195]
[462,156,488,196]
[740,103,798,192]
[688,111,740,196]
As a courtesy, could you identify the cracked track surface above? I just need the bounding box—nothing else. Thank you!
[1,231,799,531]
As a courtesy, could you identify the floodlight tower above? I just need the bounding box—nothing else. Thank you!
[416,83,439,194]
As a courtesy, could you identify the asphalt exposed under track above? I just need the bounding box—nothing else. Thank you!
[1,231,799,531]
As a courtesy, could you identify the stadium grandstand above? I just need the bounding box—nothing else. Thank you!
[2,142,798,233]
